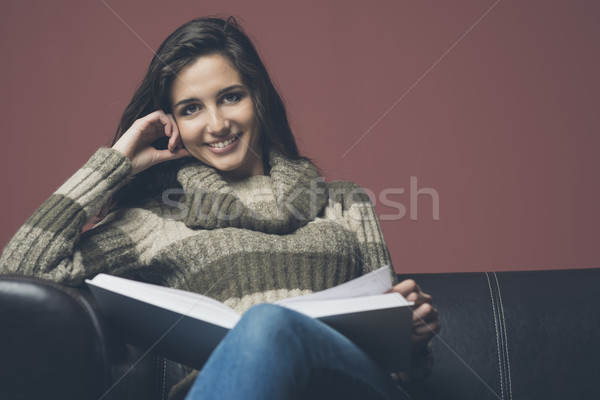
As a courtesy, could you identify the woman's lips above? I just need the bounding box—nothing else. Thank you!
[205,133,241,154]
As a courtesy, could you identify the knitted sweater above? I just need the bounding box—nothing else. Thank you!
[0,147,432,394]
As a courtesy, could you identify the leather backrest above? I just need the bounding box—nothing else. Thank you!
[399,268,600,400]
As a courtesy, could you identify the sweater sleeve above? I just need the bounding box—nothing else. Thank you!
[0,148,132,286]
[328,181,395,279]
[332,180,434,383]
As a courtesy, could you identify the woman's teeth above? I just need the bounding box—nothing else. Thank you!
[208,136,239,148]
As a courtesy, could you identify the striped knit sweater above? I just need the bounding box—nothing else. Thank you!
[0,147,395,307]
[0,147,432,393]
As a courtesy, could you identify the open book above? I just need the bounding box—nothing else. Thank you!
[85,265,414,372]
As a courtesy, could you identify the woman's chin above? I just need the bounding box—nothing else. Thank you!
[191,147,262,179]
[202,155,246,176]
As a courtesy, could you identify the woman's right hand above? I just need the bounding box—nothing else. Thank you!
[112,110,191,175]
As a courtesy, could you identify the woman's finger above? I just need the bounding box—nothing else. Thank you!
[413,320,441,336]
[414,292,433,307]
[412,304,440,337]
[166,113,181,152]
[156,111,173,139]
[143,110,172,138]
[154,147,191,164]
[413,303,437,323]
[404,290,431,307]
[391,279,418,297]
[131,110,171,143]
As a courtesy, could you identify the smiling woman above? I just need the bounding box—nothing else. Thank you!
[169,54,263,179]
[0,16,439,400]
[105,16,302,213]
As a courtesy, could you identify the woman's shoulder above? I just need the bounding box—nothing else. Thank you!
[324,179,365,190]
[324,180,372,205]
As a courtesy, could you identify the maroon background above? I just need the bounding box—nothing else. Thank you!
[1,0,598,274]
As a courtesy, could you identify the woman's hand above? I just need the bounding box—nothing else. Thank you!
[112,110,191,175]
[390,279,441,353]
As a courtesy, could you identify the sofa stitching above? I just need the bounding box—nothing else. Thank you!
[492,273,508,399]
[495,274,509,400]
[161,358,167,400]
[494,272,513,400]
[491,273,509,400]
[485,272,504,400]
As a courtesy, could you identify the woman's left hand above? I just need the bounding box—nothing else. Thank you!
[390,279,441,353]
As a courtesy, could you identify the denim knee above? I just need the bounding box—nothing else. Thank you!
[233,303,306,350]
[238,303,301,331]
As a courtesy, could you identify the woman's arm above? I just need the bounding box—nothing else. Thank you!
[0,148,132,284]
[0,111,189,285]
[333,180,440,381]
[328,180,394,277]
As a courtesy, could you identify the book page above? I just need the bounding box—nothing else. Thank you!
[280,292,412,319]
[86,274,241,328]
[276,265,396,305]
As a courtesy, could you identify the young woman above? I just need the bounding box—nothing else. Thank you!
[0,17,440,400]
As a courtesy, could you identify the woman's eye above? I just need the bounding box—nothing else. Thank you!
[182,104,201,115]
[222,92,243,103]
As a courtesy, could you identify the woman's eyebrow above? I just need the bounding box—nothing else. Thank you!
[217,84,245,95]
[173,84,245,109]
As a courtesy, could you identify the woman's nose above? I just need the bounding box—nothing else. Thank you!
[206,108,229,135]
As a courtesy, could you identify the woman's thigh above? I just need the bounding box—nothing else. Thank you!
[185,303,411,400]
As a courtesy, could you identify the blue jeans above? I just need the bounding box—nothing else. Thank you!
[185,303,412,400]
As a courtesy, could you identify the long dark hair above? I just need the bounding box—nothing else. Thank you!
[104,17,300,215]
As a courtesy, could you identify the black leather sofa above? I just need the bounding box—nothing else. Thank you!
[1,268,599,400]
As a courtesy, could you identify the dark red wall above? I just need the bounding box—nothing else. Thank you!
[1,0,598,274]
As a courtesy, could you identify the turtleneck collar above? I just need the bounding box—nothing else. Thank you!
[175,150,328,234]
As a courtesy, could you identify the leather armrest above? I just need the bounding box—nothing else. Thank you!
[0,275,159,400]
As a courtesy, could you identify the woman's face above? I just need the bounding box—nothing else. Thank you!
[170,54,263,180]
